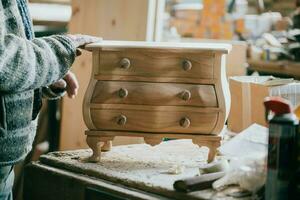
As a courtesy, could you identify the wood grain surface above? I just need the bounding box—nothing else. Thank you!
[91,81,218,107]
[82,41,231,163]
[90,108,218,134]
[98,50,214,79]
[85,40,231,53]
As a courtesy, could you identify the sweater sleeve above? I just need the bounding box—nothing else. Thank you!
[0,34,76,93]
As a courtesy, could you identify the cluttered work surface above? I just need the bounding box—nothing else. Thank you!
[25,138,262,200]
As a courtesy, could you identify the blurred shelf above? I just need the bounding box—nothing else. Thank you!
[28,3,71,27]
[29,0,70,5]
[248,59,300,79]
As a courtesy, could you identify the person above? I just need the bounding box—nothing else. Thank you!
[0,0,101,199]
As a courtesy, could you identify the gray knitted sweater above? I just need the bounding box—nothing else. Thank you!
[0,0,76,166]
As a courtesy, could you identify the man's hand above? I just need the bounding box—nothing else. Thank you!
[67,34,102,56]
[50,71,79,99]
[64,71,79,99]
[49,35,100,98]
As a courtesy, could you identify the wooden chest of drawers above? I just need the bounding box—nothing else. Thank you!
[83,41,231,162]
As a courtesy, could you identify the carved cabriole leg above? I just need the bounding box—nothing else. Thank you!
[192,139,221,163]
[102,141,113,152]
[206,142,218,163]
[86,136,102,162]
[86,135,115,162]
[144,137,161,146]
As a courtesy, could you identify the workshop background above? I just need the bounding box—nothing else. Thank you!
[13,0,300,199]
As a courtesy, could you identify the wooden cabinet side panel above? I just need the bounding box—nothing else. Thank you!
[82,51,100,130]
[211,53,230,134]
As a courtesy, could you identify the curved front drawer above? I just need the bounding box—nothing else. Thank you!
[90,109,218,134]
[97,50,214,79]
[91,81,218,107]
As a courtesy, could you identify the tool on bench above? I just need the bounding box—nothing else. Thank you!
[264,97,298,200]
[174,159,229,192]
[173,171,226,192]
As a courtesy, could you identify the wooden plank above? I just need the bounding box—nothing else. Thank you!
[60,0,155,150]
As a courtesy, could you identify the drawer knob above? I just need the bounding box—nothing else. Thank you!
[120,58,131,69]
[180,117,190,128]
[181,90,191,101]
[118,88,128,98]
[182,60,192,71]
[116,115,127,126]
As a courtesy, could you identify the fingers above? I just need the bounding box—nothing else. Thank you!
[67,34,102,48]
[63,71,79,99]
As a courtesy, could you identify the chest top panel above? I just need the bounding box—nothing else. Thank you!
[85,40,232,54]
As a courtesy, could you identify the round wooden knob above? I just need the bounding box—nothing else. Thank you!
[120,58,131,69]
[116,115,127,126]
[118,88,128,98]
[182,60,192,71]
[180,117,190,128]
[181,90,191,101]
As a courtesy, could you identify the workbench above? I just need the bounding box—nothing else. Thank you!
[24,140,249,200]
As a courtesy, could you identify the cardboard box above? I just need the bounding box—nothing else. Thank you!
[180,39,247,77]
[228,76,300,133]
[225,41,247,77]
